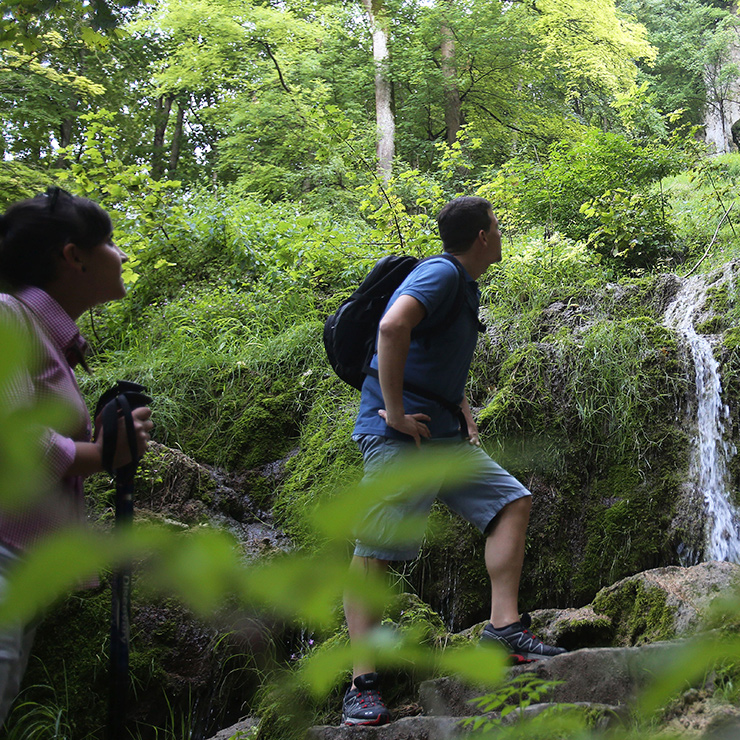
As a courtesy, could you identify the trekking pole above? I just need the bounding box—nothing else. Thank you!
[95,382,152,740]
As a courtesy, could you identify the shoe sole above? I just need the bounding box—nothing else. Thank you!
[518,651,563,661]
[481,636,565,663]
[342,715,390,726]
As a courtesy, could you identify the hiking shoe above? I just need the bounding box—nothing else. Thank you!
[341,672,390,726]
[480,613,566,662]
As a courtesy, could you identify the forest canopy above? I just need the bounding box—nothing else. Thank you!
[2,0,737,282]
[2,0,733,196]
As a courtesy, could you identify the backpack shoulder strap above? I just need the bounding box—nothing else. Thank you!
[415,253,485,335]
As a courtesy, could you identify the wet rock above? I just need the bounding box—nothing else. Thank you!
[134,442,293,558]
[205,716,259,739]
[419,644,678,716]
[591,561,740,645]
[651,273,683,314]
[510,642,686,705]
[306,715,465,740]
[536,298,593,339]
[527,606,612,650]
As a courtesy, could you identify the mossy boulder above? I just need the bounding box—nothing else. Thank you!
[591,562,740,646]
[274,273,691,627]
[8,439,295,739]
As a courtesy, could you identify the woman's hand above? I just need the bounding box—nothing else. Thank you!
[107,406,153,469]
[71,406,153,477]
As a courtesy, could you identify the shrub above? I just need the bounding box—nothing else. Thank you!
[580,188,676,273]
[483,128,681,240]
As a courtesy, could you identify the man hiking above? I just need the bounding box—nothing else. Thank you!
[342,196,566,727]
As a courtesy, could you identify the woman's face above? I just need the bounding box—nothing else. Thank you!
[84,234,129,305]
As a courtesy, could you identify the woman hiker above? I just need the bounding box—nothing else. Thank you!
[0,187,153,726]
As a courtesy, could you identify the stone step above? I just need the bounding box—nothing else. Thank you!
[305,642,679,739]
[306,702,626,739]
[420,641,679,716]
[307,715,465,740]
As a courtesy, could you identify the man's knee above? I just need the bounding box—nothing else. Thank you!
[350,555,390,573]
[485,495,532,533]
[509,495,532,515]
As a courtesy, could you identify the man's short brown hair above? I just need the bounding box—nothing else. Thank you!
[437,196,493,253]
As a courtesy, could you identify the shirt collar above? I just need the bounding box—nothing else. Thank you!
[15,286,83,353]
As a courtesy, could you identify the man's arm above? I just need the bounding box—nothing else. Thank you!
[375,294,431,447]
[461,397,480,447]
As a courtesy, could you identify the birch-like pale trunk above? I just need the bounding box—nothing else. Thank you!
[152,94,173,180]
[441,19,461,145]
[362,0,395,182]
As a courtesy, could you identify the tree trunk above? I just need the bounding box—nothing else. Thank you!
[441,16,461,145]
[152,94,173,180]
[168,101,185,178]
[59,115,75,149]
[55,106,78,168]
[362,0,394,183]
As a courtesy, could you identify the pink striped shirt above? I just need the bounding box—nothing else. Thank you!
[0,286,91,551]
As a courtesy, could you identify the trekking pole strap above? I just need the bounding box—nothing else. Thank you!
[96,381,152,475]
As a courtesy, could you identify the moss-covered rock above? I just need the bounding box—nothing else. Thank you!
[405,506,490,632]
[591,562,740,646]
[272,378,363,546]
[16,589,111,738]
[274,271,692,627]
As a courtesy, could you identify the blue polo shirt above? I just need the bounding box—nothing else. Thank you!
[353,255,480,440]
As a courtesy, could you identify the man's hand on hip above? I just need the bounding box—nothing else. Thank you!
[378,409,431,448]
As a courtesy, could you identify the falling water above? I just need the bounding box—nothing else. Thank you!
[665,272,740,562]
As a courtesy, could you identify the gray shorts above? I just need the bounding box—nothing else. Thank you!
[352,434,531,561]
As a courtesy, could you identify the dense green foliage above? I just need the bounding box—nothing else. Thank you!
[6,0,740,737]
[619,0,737,130]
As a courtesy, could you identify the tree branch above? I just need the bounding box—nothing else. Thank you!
[685,203,734,278]
[260,40,291,94]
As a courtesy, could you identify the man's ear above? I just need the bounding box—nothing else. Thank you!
[60,242,86,273]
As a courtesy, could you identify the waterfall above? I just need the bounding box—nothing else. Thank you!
[665,273,740,562]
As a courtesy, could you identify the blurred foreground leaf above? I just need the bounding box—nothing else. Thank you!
[437,644,507,688]
[0,323,71,507]
[637,634,740,716]
[0,528,118,624]
[311,449,482,542]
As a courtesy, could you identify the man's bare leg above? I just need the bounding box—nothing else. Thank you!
[485,496,531,627]
[482,495,565,659]
[344,555,389,683]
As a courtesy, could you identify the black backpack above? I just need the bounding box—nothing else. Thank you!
[323,253,480,392]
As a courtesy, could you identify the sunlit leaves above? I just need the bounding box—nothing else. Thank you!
[620,0,737,130]
[55,109,184,285]
[532,0,655,97]
[0,0,131,51]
